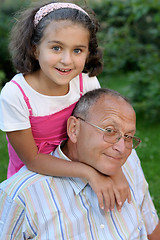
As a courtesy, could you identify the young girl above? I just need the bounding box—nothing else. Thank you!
[0,0,130,211]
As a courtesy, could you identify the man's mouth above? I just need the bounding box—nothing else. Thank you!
[104,153,122,161]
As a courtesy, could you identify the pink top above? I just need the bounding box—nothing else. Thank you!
[7,74,83,178]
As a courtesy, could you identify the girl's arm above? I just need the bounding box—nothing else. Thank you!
[110,168,131,209]
[7,128,128,211]
[7,128,93,178]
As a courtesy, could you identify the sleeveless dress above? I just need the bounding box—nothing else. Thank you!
[7,74,83,178]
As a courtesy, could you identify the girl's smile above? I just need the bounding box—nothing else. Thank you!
[55,67,72,76]
[34,20,90,96]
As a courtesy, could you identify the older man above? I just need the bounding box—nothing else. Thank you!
[0,88,159,239]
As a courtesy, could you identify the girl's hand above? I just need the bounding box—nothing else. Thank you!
[111,168,131,211]
[87,169,122,212]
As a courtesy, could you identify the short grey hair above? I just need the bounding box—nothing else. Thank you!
[72,88,131,119]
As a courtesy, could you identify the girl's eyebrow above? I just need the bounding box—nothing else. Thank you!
[48,40,88,48]
[48,40,62,44]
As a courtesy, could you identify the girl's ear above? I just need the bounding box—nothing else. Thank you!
[33,45,39,60]
[67,116,80,143]
[86,51,90,63]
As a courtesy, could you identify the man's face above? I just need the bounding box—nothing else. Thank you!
[75,95,136,176]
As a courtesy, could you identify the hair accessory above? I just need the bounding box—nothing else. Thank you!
[34,2,89,27]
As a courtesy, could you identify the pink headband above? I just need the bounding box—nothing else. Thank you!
[34,2,89,27]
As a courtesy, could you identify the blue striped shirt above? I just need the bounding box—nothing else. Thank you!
[0,149,158,239]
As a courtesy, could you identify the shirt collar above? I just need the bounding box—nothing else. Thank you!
[52,143,88,195]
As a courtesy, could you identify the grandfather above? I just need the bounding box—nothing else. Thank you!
[0,88,159,239]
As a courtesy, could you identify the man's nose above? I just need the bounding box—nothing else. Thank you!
[112,137,126,153]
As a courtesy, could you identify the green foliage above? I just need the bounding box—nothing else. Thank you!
[128,65,160,122]
[90,0,160,123]
[0,130,8,180]
[91,0,160,73]
[0,70,6,88]
[0,0,31,83]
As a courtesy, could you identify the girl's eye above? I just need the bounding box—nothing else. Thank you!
[52,46,61,51]
[74,49,81,54]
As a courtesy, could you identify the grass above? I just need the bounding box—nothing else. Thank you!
[0,130,8,180]
[0,72,160,218]
[99,72,160,217]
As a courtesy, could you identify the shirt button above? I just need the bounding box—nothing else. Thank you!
[100,224,105,229]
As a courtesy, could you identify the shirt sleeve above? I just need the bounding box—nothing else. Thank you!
[0,189,38,239]
[0,81,31,131]
[0,189,25,239]
[133,150,159,235]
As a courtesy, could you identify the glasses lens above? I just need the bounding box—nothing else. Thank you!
[125,136,141,149]
[132,137,141,149]
[103,129,119,144]
[104,131,141,149]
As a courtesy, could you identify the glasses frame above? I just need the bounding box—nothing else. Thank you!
[76,116,141,149]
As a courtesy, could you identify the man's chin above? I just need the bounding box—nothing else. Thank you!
[98,165,120,176]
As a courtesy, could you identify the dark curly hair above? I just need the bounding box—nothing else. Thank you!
[9,0,103,77]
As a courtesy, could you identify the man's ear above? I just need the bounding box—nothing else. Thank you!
[67,116,80,143]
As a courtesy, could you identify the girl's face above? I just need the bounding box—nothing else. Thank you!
[34,20,90,95]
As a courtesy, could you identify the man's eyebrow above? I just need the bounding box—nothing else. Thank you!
[126,129,136,134]
[103,119,119,127]
[103,119,136,133]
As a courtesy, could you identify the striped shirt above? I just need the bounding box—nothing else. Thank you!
[0,149,158,239]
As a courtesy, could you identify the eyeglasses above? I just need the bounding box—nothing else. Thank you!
[76,116,141,149]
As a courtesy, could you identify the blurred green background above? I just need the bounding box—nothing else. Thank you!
[0,0,160,217]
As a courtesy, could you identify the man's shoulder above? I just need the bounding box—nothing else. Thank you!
[123,150,140,169]
[122,150,141,181]
[0,166,52,200]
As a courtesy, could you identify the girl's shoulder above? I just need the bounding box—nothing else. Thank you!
[1,73,25,96]
[70,73,100,96]
[1,73,40,104]
[81,73,101,93]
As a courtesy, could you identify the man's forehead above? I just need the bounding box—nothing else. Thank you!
[90,95,131,113]
[88,95,135,124]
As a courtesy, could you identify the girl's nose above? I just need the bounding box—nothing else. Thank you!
[60,51,72,65]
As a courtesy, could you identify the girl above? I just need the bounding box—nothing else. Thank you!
[0,0,130,211]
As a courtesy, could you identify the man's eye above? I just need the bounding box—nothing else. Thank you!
[74,49,81,54]
[124,135,133,141]
[105,128,115,135]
